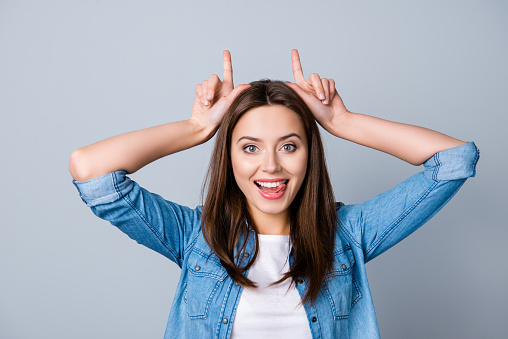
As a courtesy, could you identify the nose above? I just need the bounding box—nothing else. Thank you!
[261,150,281,173]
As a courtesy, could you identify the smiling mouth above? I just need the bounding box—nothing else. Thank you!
[254,180,289,194]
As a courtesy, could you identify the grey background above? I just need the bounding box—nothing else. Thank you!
[1,0,506,338]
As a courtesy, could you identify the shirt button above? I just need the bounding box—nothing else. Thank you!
[243,252,250,257]
[222,318,228,324]
[312,316,317,323]
[297,278,304,284]
[194,265,201,271]
[341,264,347,270]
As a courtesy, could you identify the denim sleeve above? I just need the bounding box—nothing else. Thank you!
[337,141,480,263]
[72,170,202,268]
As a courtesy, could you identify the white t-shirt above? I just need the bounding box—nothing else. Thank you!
[230,234,313,338]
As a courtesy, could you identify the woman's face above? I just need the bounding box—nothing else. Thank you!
[230,105,308,226]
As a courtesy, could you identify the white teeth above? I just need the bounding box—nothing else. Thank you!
[255,180,285,188]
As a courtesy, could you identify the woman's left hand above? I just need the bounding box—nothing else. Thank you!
[288,49,467,165]
[286,49,349,131]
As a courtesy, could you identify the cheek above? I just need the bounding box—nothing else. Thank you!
[286,152,308,181]
[231,155,255,188]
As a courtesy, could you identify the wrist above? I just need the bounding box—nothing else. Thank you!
[186,118,218,144]
[324,110,353,138]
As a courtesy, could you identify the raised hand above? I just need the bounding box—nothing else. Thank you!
[70,51,250,181]
[287,49,349,131]
[190,51,249,133]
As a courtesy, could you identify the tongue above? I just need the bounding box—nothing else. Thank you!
[260,183,286,194]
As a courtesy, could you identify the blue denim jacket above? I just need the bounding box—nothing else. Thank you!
[73,142,479,338]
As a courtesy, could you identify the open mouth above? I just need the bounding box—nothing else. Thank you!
[254,180,289,194]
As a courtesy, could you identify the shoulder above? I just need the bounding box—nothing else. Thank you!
[334,202,363,251]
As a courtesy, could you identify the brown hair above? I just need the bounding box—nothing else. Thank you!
[201,80,337,305]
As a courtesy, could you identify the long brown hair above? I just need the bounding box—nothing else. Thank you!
[201,80,337,305]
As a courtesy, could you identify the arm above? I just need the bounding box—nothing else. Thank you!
[69,120,213,181]
[70,51,249,265]
[323,113,466,166]
[338,141,479,262]
[287,49,466,165]
[288,49,479,261]
[69,51,248,181]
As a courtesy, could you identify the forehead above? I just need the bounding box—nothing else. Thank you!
[232,105,307,141]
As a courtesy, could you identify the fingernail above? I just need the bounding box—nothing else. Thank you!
[204,99,209,105]
[207,94,212,100]
[319,93,325,100]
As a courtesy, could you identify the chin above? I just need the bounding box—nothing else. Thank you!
[252,199,292,216]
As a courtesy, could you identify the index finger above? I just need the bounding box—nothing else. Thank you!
[291,49,305,84]
[223,50,233,86]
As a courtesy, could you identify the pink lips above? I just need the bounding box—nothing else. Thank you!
[254,178,288,200]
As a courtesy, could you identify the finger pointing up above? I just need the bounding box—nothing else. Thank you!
[223,50,233,87]
[291,49,305,84]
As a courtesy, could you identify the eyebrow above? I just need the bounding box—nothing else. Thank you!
[236,133,302,144]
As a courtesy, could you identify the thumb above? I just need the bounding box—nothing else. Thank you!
[207,84,251,122]
[286,82,315,103]
[226,84,251,104]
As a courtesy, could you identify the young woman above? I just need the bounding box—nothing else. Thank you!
[70,50,479,338]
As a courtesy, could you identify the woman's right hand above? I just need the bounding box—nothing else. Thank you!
[190,50,249,134]
[69,51,248,181]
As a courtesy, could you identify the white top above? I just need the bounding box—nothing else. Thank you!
[230,234,312,338]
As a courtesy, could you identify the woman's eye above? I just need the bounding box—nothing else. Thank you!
[281,144,296,152]
[244,145,259,153]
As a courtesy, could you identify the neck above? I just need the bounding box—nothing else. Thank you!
[249,208,290,235]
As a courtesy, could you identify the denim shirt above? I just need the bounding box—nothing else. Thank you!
[73,142,479,338]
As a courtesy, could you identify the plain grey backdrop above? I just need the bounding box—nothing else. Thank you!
[1,0,506,338]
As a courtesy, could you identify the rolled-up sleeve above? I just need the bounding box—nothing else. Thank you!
[423,141,479,180]
[338,141,480,263]
[73,170,202,267]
